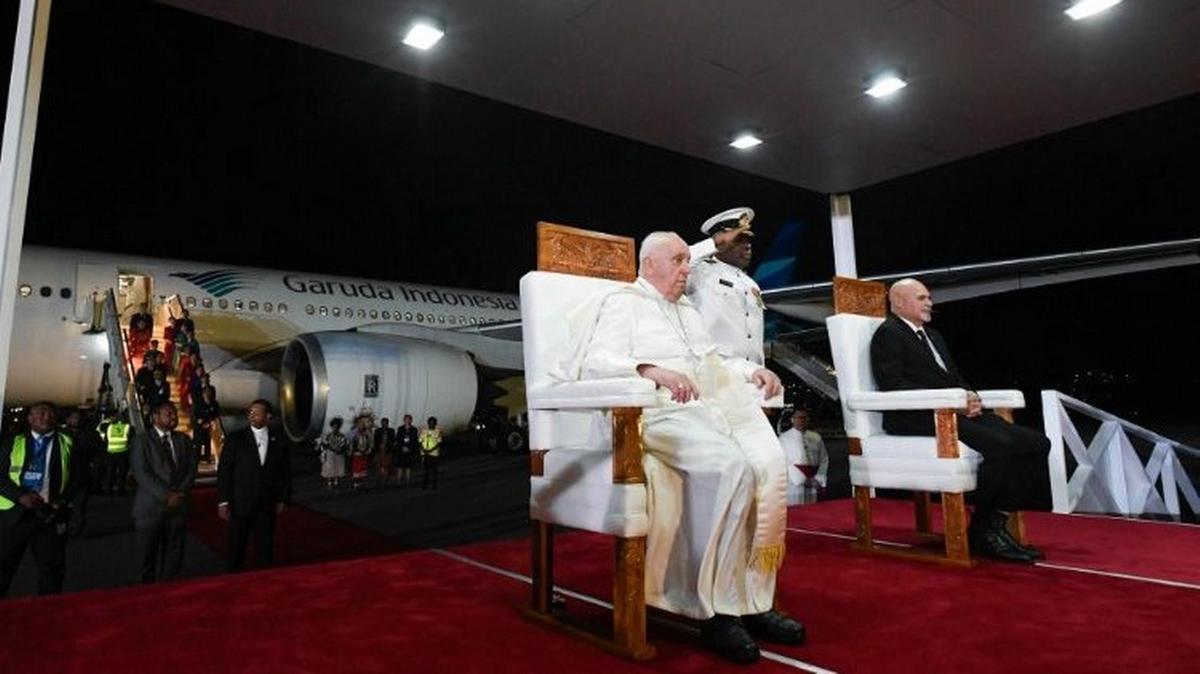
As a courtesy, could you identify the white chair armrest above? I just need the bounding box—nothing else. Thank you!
[846,388,969,411]
[976,390,1025,409]
[742,382,784,408]
[528,378,658,410]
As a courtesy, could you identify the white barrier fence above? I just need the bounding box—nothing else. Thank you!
[1043,390,1200,518]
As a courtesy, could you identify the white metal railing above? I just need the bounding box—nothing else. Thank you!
[1042,389,1200,518]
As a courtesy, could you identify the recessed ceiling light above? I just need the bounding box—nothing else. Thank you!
[729,133,763,150]
[865,74,907,98]
[1065,0,1122,20]
[402,20,444,50]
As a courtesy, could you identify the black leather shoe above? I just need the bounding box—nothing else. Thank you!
[742,610,807,645]
[990,512,1045,561]
[969,524,1037,563]
[700,615,760,664]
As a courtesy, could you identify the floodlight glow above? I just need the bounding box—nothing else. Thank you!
[865,74,907,98]
[729,133,763,150]
[1065,0,1122,20]
[403,21,444,50]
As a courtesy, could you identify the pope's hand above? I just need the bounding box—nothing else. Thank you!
[751,368,782,399]
[637,365,700,403]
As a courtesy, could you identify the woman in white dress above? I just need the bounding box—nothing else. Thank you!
[318,417,348,489]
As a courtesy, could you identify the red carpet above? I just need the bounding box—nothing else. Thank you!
[185,486,404,565]
[4,498,1199,673]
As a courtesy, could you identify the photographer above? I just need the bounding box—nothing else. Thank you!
[0,402,85,598]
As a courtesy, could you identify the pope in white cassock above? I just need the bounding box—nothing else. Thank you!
[555,231,805,664]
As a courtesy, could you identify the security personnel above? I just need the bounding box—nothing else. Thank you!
[104,413,131,495]
[0,402,83,598]
[687,207,765,365]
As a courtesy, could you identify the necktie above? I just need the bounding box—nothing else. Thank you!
[916,329,948,371]
[163,434,178,473]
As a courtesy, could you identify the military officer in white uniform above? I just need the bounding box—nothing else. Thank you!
[687,207,765,365]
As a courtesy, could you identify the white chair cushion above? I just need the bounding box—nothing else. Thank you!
[826,314,885,438]
[850,434,983,492]
[530,449,649,537]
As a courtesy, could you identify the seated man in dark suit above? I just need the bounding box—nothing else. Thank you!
[217,400,291,572]
[870,278,1049,562]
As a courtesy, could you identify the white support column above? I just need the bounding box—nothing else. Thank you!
[830,194,858,279]
[0,0,52,406]
[1042,389,1071,513]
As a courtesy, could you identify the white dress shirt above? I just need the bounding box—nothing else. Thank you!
[251,425,269,465]
[898,316,948,371]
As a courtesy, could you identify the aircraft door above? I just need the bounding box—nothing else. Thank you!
[74,263,114,328]
[117,272,154,322]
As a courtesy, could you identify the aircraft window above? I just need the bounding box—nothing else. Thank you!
[39,286,51,297]
[264,302,273,313]
[202,298,213,308]
[427,313,435,323]
[369,310,378,319]
[448,316,457,325]
[278,303,287,314]
[405,312,413,321]
[60,287,73,299]
[469,317,477,325]
[319,306,328,316]
[459,315,466,324]
[436,315,444,324]
[416,313,424,323]
[382,310,390,320]
[344,307,353,318]
[248,300,259,312]
[357,309,366,319]
[18,284,31,297]
[332,307,341,317]
[235,300,245,311]
[306,304,315,315]
[218,299,228,310]
[185,296,196,308]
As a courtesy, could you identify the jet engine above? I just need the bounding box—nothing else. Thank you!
[280,332,478,442]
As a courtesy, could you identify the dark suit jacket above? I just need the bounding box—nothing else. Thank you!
[0,432,85,523]
[130,428,197,525]
[870,315,971,435]
[217,426,291,518]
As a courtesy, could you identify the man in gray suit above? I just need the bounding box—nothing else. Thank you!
[131,401,197,583]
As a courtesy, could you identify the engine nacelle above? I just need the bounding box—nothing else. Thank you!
[280,332,478,442]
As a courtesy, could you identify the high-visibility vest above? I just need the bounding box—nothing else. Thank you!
[419,429,441,457]
[106,422,130,454]
[1,434,73,510]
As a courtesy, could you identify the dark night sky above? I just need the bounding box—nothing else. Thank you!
[2,2,1197,428]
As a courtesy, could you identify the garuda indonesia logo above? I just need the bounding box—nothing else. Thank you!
[170,270,259,298]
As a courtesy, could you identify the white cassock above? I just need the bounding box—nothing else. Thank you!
[556,277,787,620]
[686,238,765,366]
[778,428,829,505]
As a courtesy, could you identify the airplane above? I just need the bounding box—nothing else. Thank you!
[5,234,1198,444]
[7,245,523,444]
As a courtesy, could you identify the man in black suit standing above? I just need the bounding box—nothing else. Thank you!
[0,402,85,598]
[217,399,291,572]
[870,278,1049,562]
[130,401,197,583]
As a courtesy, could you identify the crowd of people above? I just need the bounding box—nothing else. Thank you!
[317,413,443,491]
[128,307,221,462]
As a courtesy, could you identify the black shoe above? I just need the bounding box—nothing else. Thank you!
[742,610,806,646]
[700,615,760,664]
[986,511,1045,561]
[969,523,1036,563]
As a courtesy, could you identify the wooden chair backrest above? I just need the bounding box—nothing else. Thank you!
[536,222,636,282]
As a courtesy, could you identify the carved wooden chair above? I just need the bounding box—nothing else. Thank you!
[521,222,658,660]
[825,277,1029,566]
